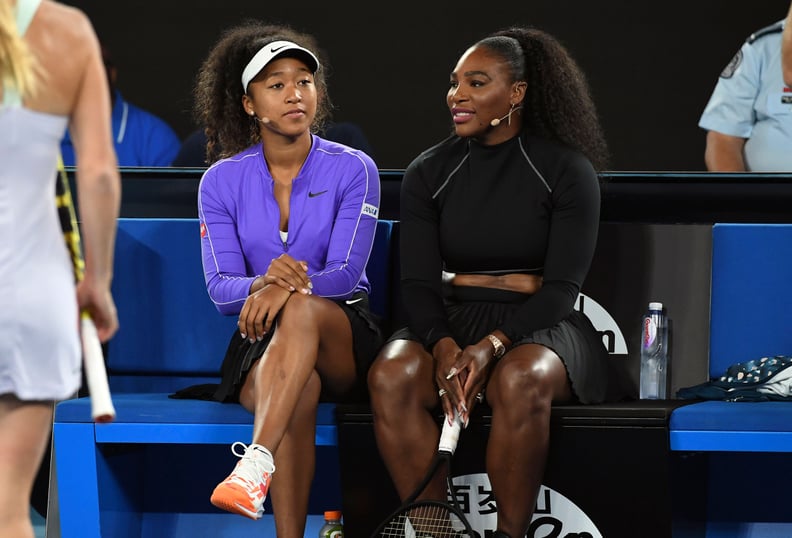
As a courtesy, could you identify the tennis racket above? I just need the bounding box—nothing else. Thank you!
[56,156,116,423]
[370,411,474,537]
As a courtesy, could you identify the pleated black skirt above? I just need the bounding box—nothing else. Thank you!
[388,289,609,404]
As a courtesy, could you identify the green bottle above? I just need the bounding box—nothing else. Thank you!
[319,510,343,538]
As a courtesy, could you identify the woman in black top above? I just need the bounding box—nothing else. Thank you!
[368,26,609,538]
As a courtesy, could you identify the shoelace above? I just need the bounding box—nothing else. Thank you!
[227,441,275,489]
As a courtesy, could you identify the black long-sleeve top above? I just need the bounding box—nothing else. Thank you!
[399,133,601,349]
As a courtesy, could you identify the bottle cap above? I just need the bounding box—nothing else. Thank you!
[324,510,342,520]
[649,302,663,311]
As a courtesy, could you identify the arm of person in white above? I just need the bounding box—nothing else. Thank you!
[704,130,748,172]
[783,2,792,87]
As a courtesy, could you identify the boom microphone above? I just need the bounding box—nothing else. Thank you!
[248,110,271,124]
[490,113,510,127]
[490,105,523,127]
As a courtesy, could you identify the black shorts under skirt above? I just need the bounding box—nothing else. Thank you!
[170,291,383,403]
[388,297,609,404]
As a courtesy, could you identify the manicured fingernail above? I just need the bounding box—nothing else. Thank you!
[240,333,247,339]
[445,368,457,380]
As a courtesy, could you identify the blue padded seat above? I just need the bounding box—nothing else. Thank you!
[107,218,237,374]
[670,224,792,452]
[55,217,395,425]
[53,218,397,538]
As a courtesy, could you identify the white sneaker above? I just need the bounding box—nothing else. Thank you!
[210,442,275,520]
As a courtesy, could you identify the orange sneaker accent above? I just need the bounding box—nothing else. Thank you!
[210,442,275,520]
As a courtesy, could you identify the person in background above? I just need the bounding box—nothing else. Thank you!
[60,42,181,167]
[699,15,791,171]
[172,21,381,537]
[0,1,120,536]
[170,128,210,167]
[783,1,792,86]
[367,26,610,538]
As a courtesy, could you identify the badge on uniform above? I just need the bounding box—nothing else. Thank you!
[720,49,742,79]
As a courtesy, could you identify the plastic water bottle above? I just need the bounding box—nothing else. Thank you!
[319,510,343,538]
[639,302,669,399]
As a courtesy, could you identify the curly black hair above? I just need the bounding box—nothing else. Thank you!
[484,27,610,170]
[193,20,332,164]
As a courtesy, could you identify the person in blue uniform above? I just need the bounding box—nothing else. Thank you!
[60,44,181,167]
[699,18,792,171]
[367,26,610,538]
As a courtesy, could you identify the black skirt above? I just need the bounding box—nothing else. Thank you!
[388,290,609,404]
[171,291,383,403]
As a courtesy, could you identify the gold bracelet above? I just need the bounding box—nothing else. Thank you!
[486,334,506,359]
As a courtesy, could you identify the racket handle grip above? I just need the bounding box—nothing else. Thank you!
[81,315,116,423]
[438,411,462,454]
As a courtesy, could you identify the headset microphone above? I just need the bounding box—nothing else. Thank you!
[490,105,522,127]
[490,113,509,127]
[248,110,271,124]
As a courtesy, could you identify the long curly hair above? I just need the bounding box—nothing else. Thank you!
[193,20,332,164]
[484,27,609,170]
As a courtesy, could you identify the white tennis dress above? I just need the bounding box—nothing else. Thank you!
[0,0,81,400]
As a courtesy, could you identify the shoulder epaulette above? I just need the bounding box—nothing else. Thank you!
[746,21,783,44]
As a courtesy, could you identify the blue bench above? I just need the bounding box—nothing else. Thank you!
[670,223,792,452]
[669,223,792,536]
[52,217,396,537]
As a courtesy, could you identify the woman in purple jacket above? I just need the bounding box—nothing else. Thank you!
[189,21,381,537]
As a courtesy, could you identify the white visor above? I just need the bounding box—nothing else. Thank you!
[241,40,320,93]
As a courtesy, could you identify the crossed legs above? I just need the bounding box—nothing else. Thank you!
[237,293,357,538]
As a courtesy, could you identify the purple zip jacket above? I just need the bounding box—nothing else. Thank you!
[198,135,380,315]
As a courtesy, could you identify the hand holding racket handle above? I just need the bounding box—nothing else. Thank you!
[81,314,116,423]
[370,410,474,537]
[438,412,462,455]
[57,154,117,424]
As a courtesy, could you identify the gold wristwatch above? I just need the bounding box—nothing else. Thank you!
[486,334,506,359]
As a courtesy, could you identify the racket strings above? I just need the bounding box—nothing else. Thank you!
[377,503,468,537]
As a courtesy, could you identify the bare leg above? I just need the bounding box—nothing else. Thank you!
[0,395,53,538]
[269,371,321,538]
[368,340,447,501]
[486,344,572,537]
[240,294,356,452]
[238,293,357,538]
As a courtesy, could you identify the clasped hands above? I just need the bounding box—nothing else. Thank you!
[237,253,312,342]
[433,336,493,428]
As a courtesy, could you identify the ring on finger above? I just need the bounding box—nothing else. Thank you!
[438,388,448,397]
